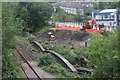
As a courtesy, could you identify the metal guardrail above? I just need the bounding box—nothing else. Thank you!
[32,41,77,72]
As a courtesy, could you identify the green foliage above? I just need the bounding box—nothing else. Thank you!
[40,42,78,64]
[53,14,60,21]
[41,41,54,50]
[36,26,53,34]
[16,68,27,78]
[39,53,55,66]
[53,13,67,21]
[53,45,78,64]
[75,10,83,22]
[42,63,66,74]
[104,2,120,9]
[66,14,76,22]
[2,3,23,49]
[27,33,35,41]
[53,45,69,55]
[42,63,81,78]
[2,50,19,79]
[16,2,53,32]
[53,8,76,22]
[66,50,78,64]
[93,2,120,9]
[2,3,23,78]
[84,31,119,78]
[85,11,92,16]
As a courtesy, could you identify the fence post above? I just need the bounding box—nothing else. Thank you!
[85,42,87,47]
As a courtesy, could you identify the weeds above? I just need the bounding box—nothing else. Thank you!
[42,63,81,78]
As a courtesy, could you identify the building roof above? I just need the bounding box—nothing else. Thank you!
[99,9,116,13]
[93,8,120,15]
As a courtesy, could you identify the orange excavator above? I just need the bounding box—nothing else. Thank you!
[49,19,109,34]
[82,19,108,34]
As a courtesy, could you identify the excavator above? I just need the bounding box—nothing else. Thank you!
[49,19,109,34]
[82,19,108,34]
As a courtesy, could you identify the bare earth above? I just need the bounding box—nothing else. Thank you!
[35,30,91,48]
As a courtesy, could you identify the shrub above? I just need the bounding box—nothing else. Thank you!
[53,45,69,56]
[38,53,55,66]
[66,50,78,64]
[27,34,35,41]
[84,31,119,78]
[36,26,53,34]
[42,63,81,78]
[40,41,53,50]
[53,45,78,64]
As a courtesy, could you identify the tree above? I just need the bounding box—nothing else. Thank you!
[53,8,67,21]
[75,9,83,22]
[16,2,53,32]
[2,3,23,78]
[65,14,76,22]
[93,2,120,10]
[86,10,92,16]
[98,2,106,9]
[84,31,119,78]
[105,2,120,9]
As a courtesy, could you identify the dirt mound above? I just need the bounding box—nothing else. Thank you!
[35,30,91,47]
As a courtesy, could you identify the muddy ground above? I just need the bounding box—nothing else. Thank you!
[35,30,91,48]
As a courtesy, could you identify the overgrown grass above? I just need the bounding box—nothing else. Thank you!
[42,63,81,78]
[40,41,78,64]
[37,41,82,78]
[40,41,54,50]
[38,53,56,66]
[17,68,27,78]
[35,26,53,34]
[53,44,78,64]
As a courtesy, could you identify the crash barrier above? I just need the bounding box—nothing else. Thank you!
[45,50,77,72]
[32,41,77,72]
[32,41,45,52]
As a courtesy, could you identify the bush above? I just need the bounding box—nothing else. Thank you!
[66,50,78,64]
[41,41,54,50]
[38,53,55,66]
[36,26,53,34]
[84,31,119,78]
[27,33,35,41]
[42,63,81,78]
[53,45,69,55]
[53,45,78,64]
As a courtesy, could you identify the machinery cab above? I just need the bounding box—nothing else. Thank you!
[85,19,95,29]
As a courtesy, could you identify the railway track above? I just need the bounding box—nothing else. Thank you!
[15,41,93,79]
[16,45,56,80]
[16,45,40,80]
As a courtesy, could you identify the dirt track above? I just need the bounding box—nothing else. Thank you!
[35,30,91,48]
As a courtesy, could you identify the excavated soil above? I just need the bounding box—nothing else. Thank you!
[35,30,91,48]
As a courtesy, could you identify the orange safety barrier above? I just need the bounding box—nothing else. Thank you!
[55,26,58,28]
[71,26,75,30]
[55,26,81,31]
[68,26,71,29]
[100,28,106,31]
[76,27,81,30]
[85,29,101,34]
